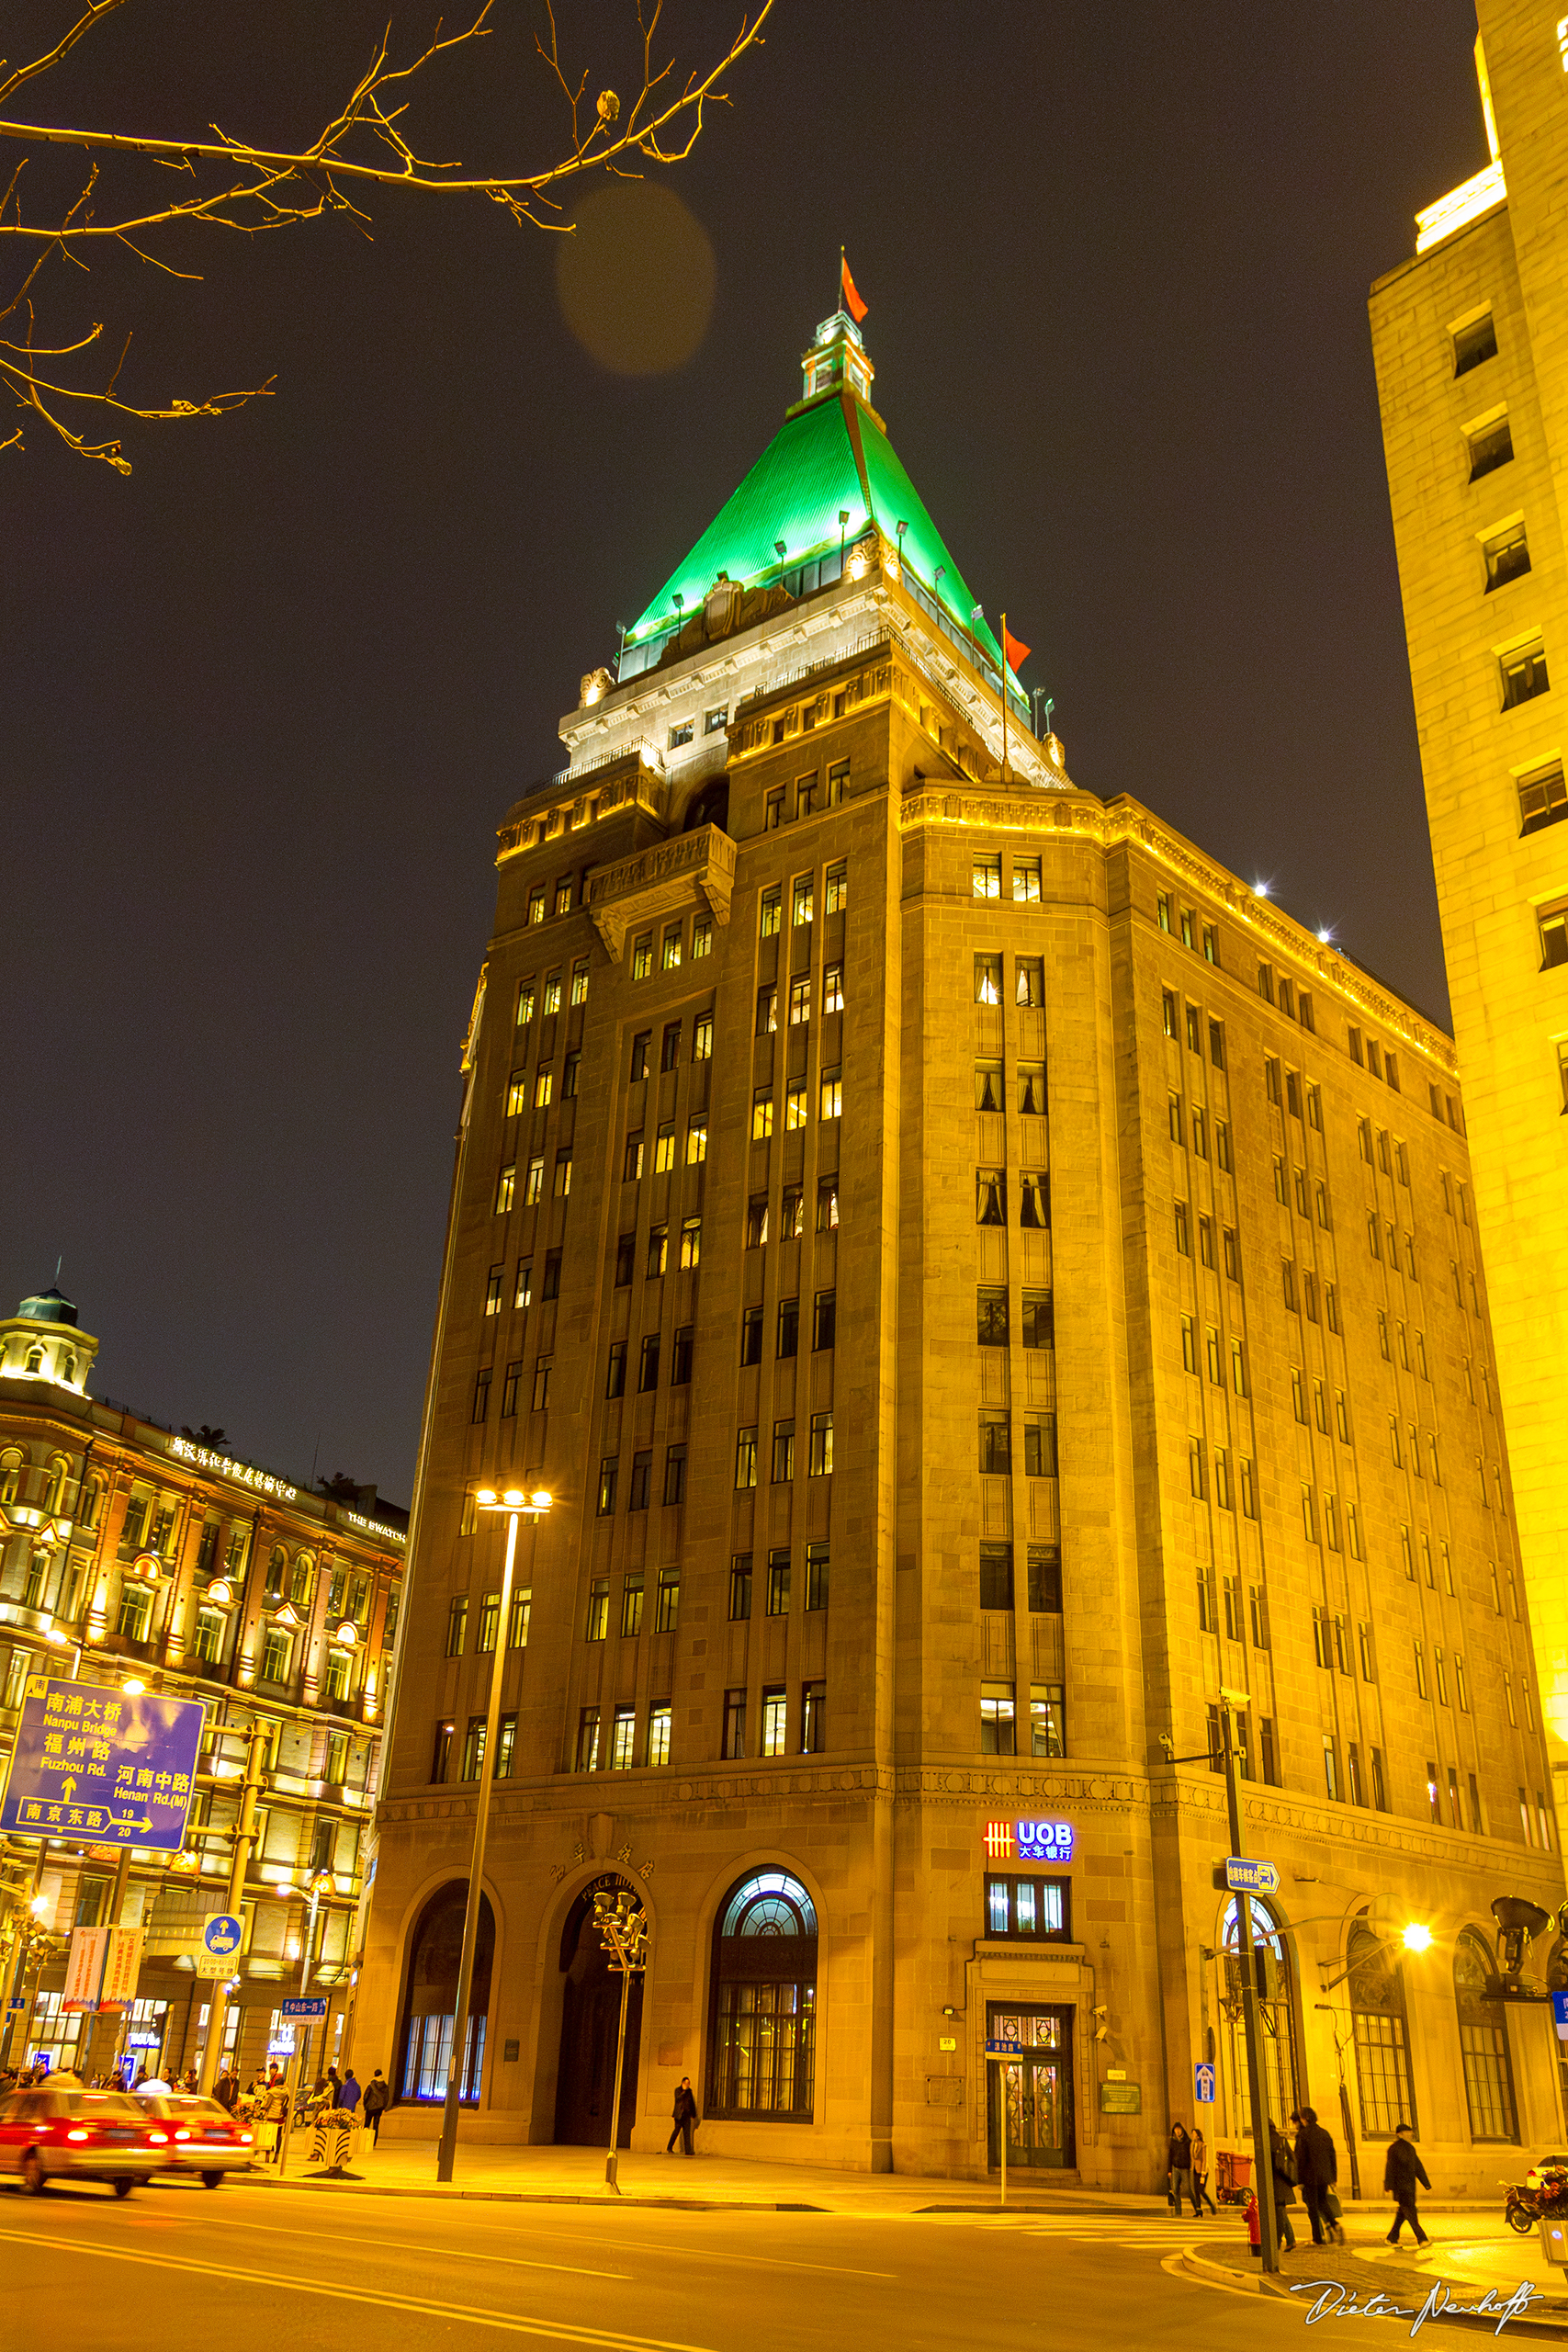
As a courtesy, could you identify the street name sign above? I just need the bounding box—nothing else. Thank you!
[0,1678,204,1852]
[985,2038,1026,2056]
[1223,1856,1280,1897]
[280,1997,327,2020]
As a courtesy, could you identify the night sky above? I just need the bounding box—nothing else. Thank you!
[4,0,1488,1502]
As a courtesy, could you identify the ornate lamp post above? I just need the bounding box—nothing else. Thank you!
[435,1485,551,2185]
[593,1887,649,2192]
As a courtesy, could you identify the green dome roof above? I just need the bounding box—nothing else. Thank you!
[17,1285,78,1328]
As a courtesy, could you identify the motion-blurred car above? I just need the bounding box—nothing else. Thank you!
[0,2086,164,2195]
[132,2094,254,2187]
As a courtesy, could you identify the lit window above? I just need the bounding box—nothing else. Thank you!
[654,1124,675,1173]
[973,853,1002,899]
[692,918,712,959]
[752,1089,774,1140]
[793,875,814,925]
[534,1068,553,1108]
[735,1428,758,1488]
[693,1012,713,1059]
[686,1116,707,1164]
[484,1265,503,1316]
[495,1162,516,1214]
[661,922,683,970]
[785,1076,808,1129]
[789,975,811,1024]
[632,933,653,978]
[505,1070,526,1117]
[808,1411,833,1476]
[1013,856,1042,903]
[570,956,589,1005]
[760,887,782,938]
[526,886,545,926]
[554,1149,571,1196]
[761,1689,787,1758]
[975,955,1002,1005]
[823,962,844,1013]
[647,1705,671,1767]
[543,972,561,1014]
[819,1068,842,1119]
[680,1216,701,1270]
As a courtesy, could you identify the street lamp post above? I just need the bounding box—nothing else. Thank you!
[435,1486,551,2186]
[593,1889,649,2193]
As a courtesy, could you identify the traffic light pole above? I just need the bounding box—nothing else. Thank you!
[1221,1708,1280,2275]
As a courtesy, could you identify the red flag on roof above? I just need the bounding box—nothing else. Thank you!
[840,253,868,323]
[1003,622,1031,674]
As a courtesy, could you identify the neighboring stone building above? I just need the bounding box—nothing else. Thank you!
[0,1285,405,2085]
[356,312,1563,2185]
[1369,8,1568,1772]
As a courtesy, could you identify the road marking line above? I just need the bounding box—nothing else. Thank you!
[0,2229,715,2349]
[247,2197,899,2285]
[187,2210,631,2279]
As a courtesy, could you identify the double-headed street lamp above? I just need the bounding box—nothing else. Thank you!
[435,1485,551,2186]
[593,1888,649,2192]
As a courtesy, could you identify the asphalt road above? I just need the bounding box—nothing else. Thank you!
[0,2176,1337,2351]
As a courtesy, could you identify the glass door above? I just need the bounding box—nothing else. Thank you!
[986,2004,1075,2169]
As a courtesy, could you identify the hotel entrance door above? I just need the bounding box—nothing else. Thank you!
[986,2004,1075,2171]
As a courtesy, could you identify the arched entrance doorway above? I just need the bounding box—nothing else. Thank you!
[397,1882,494,2107]
[554,1876,644,2147]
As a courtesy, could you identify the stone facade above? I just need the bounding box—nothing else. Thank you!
[1369,6,1568,1771]
[357,484,1566,2182]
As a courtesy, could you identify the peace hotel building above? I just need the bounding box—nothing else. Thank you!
[357,312,1566,2183]
[0,1288,405,2083]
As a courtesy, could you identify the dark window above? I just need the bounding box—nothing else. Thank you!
[663,1445,686,1506]
[805,1543,829,1611]
[813,1290,836,1351]
[542,1250,561,1302]
[740,1305,763,1366]
[1019,1170,1049,1228]
[722,1690,747,1759]
[777,1297,799,1358]
[628,1451,651,1510]
[817,1176,839,1230]
[766,1550,790,1615]
[1454,311,1497,374]
[615,1233,635,1285]
[746,1194,769,1247]
[638,1334,660,1391]
[1484,522,1530,592]
[801,1681,827,1753]
[1503,646,1550,708]
[630,1031,650,1080]
[728,1556,752,1620]
[979,1544,1013,1611]
[471,1369,491,1423]
[977,1288,1009,1345]
[430,1720,454,1783]
[1469,416,1513,479]
[597,1457,617,1515]
[1209,1020,1225,1069]
[1027,1545,1062,1612]
[1023,1415,1057,1478]
[661,1022,682,1071]
[979,1412,1011,1474]
[671,1325,694,1385]
[605,1340,626,1398]
[501,1361,521,1418]
[1021,1290,1054,1349]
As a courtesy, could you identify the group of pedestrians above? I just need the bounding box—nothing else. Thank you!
[1170,2105,1431,2252]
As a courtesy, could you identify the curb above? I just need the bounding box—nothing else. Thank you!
[234,2176,825,2211]
[1179,2242,1568,2335]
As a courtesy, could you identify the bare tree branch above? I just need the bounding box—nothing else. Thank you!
[1,1,774,467]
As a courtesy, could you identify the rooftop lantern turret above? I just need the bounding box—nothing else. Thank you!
[0,1283,99,1394]
[800,310,874,408]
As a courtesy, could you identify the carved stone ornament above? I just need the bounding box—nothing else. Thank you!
[585,821,736,959]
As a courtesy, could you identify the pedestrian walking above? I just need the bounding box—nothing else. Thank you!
[1294,2106,1340,2246]
[1167,2120,1194,2214]
[1269,2120,1298,2253]
[337,2067,361,2114]
[1384,2122,1431,2245]
[362,2069,389,2144]
[667,2077,698,2156]
[1190,2125,1218,2215]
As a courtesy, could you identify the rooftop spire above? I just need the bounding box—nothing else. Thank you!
[801,309,874,408]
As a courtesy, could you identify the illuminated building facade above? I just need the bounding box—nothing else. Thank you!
[357,314,1564,2182]
[0,1285,404,2084]
[1369,7,1568,1770]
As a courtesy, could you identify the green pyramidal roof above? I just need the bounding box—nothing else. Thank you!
[625,380,1006,676]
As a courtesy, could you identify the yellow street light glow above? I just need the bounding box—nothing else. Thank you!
[531,1489,552,1510]
[122,1678,146,1695]
[28,1894,49,1917]
[44,1628,67,1646]
[477,1488,498,1507]
[502,1488,525,1507]
[1402,1923,1433,1953]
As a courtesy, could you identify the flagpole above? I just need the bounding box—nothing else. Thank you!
[1000,611,1010,786]
[838,243,844,319]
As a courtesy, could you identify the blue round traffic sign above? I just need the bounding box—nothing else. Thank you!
[202,1913,243,1958]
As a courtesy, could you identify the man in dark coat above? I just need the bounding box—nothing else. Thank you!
[667,2077,698,2156]
[1384,2121,1431,2245]
[1294,2106,1339,2246]
[1268,2120,1297,2253]
[362,2069,389,2144]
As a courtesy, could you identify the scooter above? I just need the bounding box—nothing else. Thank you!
[1504,2167,1568,2234]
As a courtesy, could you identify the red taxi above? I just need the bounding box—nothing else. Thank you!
[0,2086,164,2194]
[133,2094,254,2186]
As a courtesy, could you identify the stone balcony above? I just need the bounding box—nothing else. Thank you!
[583,822,737,961]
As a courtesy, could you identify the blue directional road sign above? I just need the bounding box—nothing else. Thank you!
[0,1678,204,1852]
[1224,1856,1280,1897]
[280,1997,327,2020]
[203,1914,243,1960]
[1194,2061,1216,2104]
[985,2038,1027,2056]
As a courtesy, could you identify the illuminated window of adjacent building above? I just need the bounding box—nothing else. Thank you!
[975,954,1002,1005]
[792,875,814,926]
[647,1706,671,1768]
[693,1011,713,1059]
[973,853,1001,899]
[986,1876,1069,1939]
[980,1682,1016,1754]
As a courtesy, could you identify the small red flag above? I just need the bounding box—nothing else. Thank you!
[1003,623,1031,674]
[840,254,868,323]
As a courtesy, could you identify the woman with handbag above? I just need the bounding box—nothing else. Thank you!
[1190,2125,1219,2214]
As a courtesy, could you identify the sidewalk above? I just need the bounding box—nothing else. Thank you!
[236,2139,1545,2220]
[1182,2215,1568,2335]
[242,2138,1179,2212]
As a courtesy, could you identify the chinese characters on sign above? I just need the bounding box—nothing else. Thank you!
[0,1679,205,1852]
[983,1818,1076,1863]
